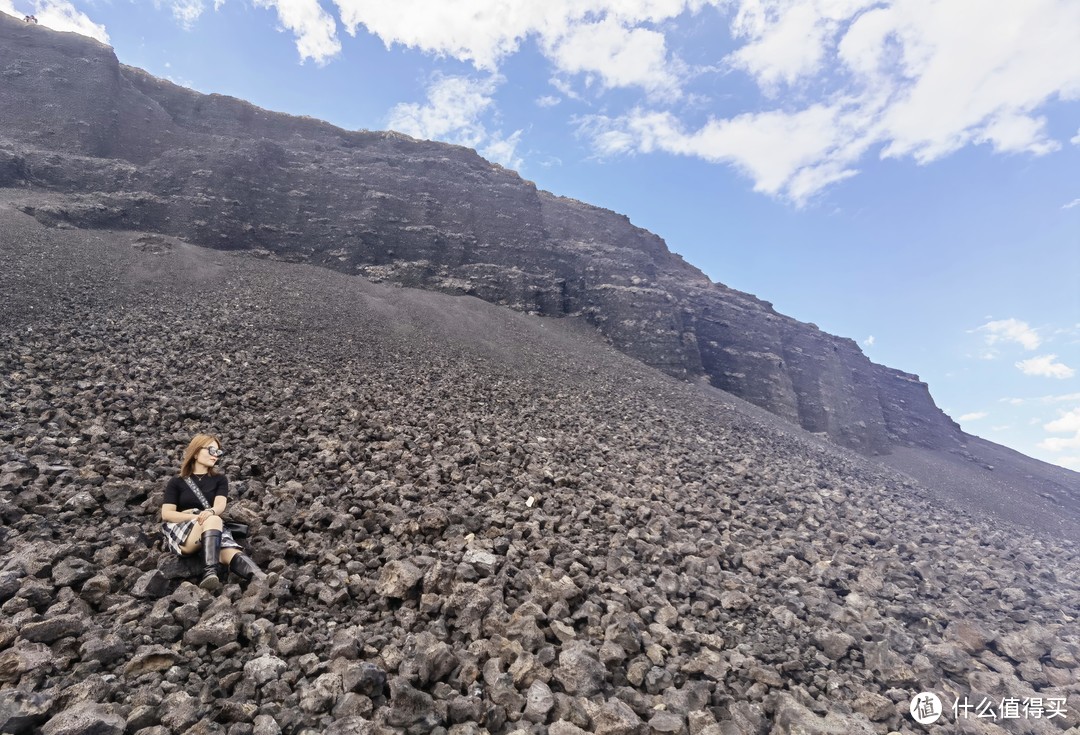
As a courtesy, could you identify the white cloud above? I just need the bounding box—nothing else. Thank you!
[581,0,1080,202]
[579,101,869,202]
[1016,354,1076,379]
[729,0,872,89]
[863,335,875,346]
[974,112,1059,156]
[536,95,561,108]
[146,0,216,27]
[254,0,340,64]
[332,0,706,94]
[1073,128,1080,145]
[388,75,498,146]
[959,411,988,422]
[871,0,1077,162]
[1064,198,1080,209]
[1045,408,1080,434]
[387,75,524,169]
[22,0,109,43]
[1041,392,1080,403]
[164,0,206,28]
[977,318,1041,350]
[1039,407,1080,456]
[333,0,540,70]
[481,130,525,170]
[1000,397,1025,406]
[1039,435,1080,453]
[542,17,684,98]
[549,76,584,102]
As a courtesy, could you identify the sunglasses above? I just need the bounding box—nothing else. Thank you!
[203,447,225,457]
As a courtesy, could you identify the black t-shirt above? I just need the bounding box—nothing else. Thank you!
[163,474,229,510]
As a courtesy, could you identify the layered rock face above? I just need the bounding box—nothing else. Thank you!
[0,12,960,455]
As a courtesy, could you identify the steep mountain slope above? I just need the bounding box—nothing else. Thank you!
[2,204,1079,734]
[0,11,962,456]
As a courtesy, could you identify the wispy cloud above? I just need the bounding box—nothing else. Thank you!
[1016,354,1076,379]
[1040,436,1080,452]
[333,0,703,96]
[578,102,868,204]
[255,0,340,64]
[976,318,1041,350]
[480,130,524,170]
[1040,392,1080,403]
[1064,198,1080,210]
[387,74,524,169]
[158,0,207,28]
[959,411,989,422]
[863,335,875,347]
[1038,407,1080,457]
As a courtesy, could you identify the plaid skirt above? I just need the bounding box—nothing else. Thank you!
[161,509,243,556]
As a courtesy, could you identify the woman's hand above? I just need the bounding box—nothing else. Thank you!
[196,509,216,524]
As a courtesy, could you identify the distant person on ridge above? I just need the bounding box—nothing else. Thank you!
[160,433,267,590]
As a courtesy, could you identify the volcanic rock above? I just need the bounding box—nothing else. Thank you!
[554,644,608,697]
[18,615,85,643]
[384,677,441,731]
[0,688,55,734]
[376,560,423,598]
[40,701,125,735]
[130,570,169,599]
[245,653,288,686]
[770,692,876,735]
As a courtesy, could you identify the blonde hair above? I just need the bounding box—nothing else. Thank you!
[179,433,223,477]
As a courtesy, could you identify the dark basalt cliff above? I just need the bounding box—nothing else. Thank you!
[0,12,961,454]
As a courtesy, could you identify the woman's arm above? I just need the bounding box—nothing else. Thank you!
[161,503,199,523]
[213,495,227,517]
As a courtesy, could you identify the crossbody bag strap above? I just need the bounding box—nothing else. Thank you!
[183,476,213,510]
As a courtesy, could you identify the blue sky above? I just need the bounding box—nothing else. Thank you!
[5,0,1079,470]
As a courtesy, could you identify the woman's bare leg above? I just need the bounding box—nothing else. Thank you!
[177,515,224,555]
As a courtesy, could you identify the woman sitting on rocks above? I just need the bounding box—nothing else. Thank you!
[160,433,265,590]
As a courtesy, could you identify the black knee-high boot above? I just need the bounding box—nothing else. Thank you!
[199,529,222,591]
[228,553,267,582]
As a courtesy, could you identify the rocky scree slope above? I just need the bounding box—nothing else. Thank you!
[1,207,1079,735]
[0,11,962,456]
